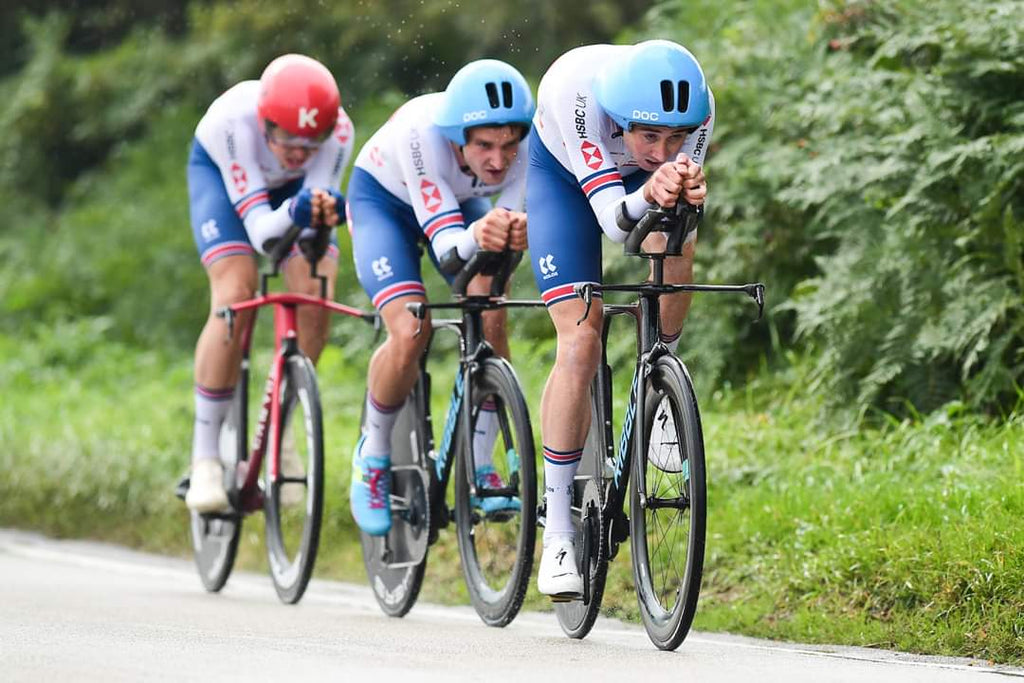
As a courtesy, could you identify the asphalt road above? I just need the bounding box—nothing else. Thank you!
[0,529,1019,682]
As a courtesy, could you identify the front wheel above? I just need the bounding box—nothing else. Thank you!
[630,354,706,651]
[264,354,324,604]
[453,358,537,627]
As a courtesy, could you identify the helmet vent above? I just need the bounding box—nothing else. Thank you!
[501,81,513,108]
[660,79,690,113]
[485,82,500,108]
[660,80,674,112]
[677,80,690,113]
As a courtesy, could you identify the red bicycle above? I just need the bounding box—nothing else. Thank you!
[178,224,374,603]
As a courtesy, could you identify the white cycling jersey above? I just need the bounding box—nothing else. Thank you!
[194,81,355,252]
[353,93,528,260]
[533,44,715,242]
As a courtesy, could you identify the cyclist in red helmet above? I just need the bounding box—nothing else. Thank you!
[184,54,355,513]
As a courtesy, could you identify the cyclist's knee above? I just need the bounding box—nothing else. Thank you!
[382,300,430,365]
[555,324,602,377]
[207,257,257,308]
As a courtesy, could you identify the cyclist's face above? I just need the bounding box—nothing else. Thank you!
[265,127,321,170]
[623,125,691,172]
[455,125,523,185]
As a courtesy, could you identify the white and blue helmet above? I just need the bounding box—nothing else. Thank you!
[433,59,535,145]
[594,40,710,131]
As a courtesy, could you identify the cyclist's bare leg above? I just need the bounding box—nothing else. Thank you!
[645,233,696,345]
[466,273,510,473]
[282,253,338,364]
[539,299,604,537]
[188,255,257,510]
[360,294,431,457]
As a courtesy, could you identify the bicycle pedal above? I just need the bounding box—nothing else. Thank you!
[548,592,582,604]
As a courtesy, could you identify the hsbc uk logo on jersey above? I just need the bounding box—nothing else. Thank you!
[420,179,442,213]
[580,141,604,170]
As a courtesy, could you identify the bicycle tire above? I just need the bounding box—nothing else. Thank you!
[630,354,707,650]
[359,376,430,617]
[264,354,325,604]
[189,379,245,592]
[453,357,537,627]
[554,379,610,639]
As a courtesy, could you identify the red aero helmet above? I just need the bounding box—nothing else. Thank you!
[257,54,340,140]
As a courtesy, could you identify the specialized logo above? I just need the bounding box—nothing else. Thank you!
[420,179,442,213]
[580,141,603,170]
[371,257,393,281]
[538,254,557,279]
[200,219,220,243]
[436,371,465,480]
[556,547,568,565]
[297,106,319,129]
[462,110,488,122]
[230,162,248,194]
[631,109,660,122]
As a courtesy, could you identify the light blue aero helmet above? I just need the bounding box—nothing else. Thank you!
[433,59,535,145]
[593,40,710,131]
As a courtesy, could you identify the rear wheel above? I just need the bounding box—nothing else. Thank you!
[554,382,609,639]
[264,354,324,604]
[189,378,245,592]
[630,354,706,651]
[453,358,537,627]
[359,374,430,617]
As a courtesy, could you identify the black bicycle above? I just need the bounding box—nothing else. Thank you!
[552,205,764,650]
[358,251,541,627]
[177,224,374,603]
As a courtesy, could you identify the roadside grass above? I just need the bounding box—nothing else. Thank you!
[2,328,1022,663]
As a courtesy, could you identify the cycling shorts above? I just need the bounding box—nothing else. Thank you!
[348,167,490,310]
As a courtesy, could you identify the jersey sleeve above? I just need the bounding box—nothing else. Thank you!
[204,118,293,253]
[552,93,632,243]
[395,125,471,257]
[680,88,716,167]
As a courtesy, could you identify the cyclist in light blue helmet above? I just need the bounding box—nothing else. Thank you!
[347,59,534,536]
[528,40,715,599]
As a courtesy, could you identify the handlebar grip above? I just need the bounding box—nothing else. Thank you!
[265,223,304,267]
[623,203,703,256]
[450,250,522,297]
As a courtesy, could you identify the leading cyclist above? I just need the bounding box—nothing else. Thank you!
[347,59,533,536]
[528,40,715,598]
[185,54,355,512]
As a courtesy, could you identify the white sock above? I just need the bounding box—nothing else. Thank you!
[661,328,681,353]
[542,445,582,542]
[363,392,402,457]
[191,385,234,464]
[472,398,500,470]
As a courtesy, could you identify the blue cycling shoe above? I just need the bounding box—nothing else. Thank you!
[349,436,392,536]
[472,464,521,515]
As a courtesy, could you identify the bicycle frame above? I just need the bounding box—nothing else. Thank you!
[218,258,375,513]
[576,258,765,557]
[407,288,545,534]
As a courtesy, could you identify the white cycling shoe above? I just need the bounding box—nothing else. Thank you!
[186,459,230,514]
[537,536,583,600]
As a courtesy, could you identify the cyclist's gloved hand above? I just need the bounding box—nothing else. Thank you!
[324,189,346,227]
[288,188,316,229]
[298,226,331,263]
